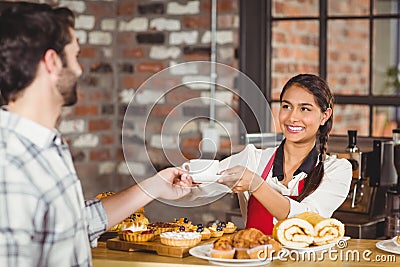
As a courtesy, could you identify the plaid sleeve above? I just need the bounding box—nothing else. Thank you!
[84,198,108,246]
[0,166,39,267]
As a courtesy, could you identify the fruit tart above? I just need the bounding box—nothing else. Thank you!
[174,217,192,228]
[220,221,237,234]
[118,221,156,242]
[126,212,149,225]
[147,222,180,234]
[193,224,211,240]
[208,224,224,238]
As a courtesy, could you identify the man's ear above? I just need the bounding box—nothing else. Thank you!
[42,49,62,75]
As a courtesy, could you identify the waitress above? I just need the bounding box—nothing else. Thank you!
[218,73,352,235]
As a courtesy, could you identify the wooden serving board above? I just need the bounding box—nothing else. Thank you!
[106,236,216,258]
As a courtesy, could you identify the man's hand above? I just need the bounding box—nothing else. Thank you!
[218,166,264,193]
[139,167,193,200]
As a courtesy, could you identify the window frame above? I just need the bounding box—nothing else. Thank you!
[239,0,400,140]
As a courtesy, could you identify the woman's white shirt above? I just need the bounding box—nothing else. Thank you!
[218,144,352,222]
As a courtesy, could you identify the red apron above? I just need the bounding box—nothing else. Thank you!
[245,152,305,235]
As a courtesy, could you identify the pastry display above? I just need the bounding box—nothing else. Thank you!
[296,212,344,246]
[95,191,147,232]
[193,224,211,240]
[118,221,156,242]
[272,216,314,248]
[273,212,345,247]
[231,228,281,259]
[147,222,180,234]
[210,237,235,259]
[174,217,192,228]
[209,228,281,260]
[232,228,269,259]
[208,224,224,238]
[126,212,149,225]
[160,231,201,247]
[247,244,272,259]
[221,221,237,234]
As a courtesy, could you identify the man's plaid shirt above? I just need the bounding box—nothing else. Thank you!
[0,109,108,266]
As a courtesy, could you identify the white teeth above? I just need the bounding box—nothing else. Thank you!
[287,125,303,132]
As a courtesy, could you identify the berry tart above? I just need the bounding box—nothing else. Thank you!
[221,222,237,234]
[208,224,224,238]
[193,224,211,240]
[174,217,192,228]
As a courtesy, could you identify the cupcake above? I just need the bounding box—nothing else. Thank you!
[247,244,273,259]
[211,237,235,259]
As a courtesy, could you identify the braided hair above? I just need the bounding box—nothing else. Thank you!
[279,74,334,201]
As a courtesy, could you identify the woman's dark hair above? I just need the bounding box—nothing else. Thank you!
[0,2,75,103]
[279,73,334,201]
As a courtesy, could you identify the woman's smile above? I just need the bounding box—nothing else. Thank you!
[285,125,305,133]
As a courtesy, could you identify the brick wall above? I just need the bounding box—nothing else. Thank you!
[5,0,374,224]
[270,0,371,136]
[9,0,240,224]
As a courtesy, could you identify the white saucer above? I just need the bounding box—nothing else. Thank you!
[376,238,400,255]
[189,244,275,266]
[192,174,223,183]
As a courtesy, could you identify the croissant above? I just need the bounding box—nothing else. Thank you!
[232,228,269,248]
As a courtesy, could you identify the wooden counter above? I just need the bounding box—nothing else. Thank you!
[92,239,399,267]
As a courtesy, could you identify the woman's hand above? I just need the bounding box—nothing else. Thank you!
[140,167,193,200]
[218,166,264,193]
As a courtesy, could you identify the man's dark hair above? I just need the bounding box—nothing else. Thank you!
[0,2,75,103]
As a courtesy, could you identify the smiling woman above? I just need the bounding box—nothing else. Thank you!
[213,73,352,235]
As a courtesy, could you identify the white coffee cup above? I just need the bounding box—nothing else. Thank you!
[182,159,220,182]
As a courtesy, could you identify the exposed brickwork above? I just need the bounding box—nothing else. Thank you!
[136,62,164,73]
[183,15,210,29]
[117,0,136,16]
[88,119,112,131]
[138,3,165,15]
[74,105,99,116]
[25,0,240,224]
[121,47,145,58]
[90,148,112,161]
[136,32,165,44]
[80,46,97,58]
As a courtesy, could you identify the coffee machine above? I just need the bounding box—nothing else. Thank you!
[385,129,400,237]
[332,139,396,239]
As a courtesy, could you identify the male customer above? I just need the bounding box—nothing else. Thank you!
[0,2,192,266]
